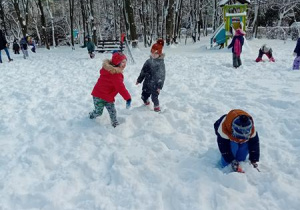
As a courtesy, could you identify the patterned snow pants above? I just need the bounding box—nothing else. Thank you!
[90,97,118,126]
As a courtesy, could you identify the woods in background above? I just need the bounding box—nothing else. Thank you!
[0,0,299,49]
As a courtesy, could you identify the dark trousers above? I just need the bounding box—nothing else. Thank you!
[257,49,272,59]
[141,89,159,107]
[233,53,242,68]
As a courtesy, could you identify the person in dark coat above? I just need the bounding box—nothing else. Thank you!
[0,29,13,63]
[86,36,95,59]
[293,37,300,70]
[136,38,166,112]
[20,36,29,59]
[256,44,275,62]
[228,28,245,68]
[89,52,131,127]
[13,39,20,54]
[214,109,260,173]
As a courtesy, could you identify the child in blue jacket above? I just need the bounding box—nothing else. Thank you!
[214,109,260,173]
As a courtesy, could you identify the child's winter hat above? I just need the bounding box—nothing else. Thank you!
[111,51,127,66]
[231,115,253,140]
[151,38,164,55]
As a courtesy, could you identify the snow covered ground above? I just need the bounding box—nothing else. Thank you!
[0,37,299,210]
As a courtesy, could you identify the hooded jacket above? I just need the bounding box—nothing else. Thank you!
[137,54,166,92]
[214,109,260,164]
[228,29,245,56]
[91,59,131,103]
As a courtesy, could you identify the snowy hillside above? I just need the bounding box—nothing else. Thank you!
[0,37,299,210]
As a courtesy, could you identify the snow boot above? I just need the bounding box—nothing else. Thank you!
[154,106,161,112]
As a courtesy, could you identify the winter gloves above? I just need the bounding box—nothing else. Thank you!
[231,160,259,173]
[126,99,131,109]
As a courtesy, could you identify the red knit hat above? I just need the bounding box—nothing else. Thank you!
[151,38,164,55]
[111,52,127,66]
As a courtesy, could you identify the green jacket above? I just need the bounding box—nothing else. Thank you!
[86,41,95,52]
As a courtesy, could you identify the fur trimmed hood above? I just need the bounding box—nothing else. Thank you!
[102,59,124,74]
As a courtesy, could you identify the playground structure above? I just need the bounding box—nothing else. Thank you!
[210,0,250,48]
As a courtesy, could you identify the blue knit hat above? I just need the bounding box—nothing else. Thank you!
[232,115,253,140]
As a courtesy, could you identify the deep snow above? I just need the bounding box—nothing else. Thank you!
[0,36,299,210]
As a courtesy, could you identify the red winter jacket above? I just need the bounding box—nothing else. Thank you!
[91,59,131,103]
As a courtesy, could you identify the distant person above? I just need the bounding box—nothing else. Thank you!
[27,36,36,53]
[293,37,300,70]
[136,38,166,112]
[89,52,131,127]
[20,36,29,59]
[86,36,95,59]
[0,29,13,63]
[228,28,245,68]
[13,39,20,54]
[214,109,260,173]
[255,44,275,62]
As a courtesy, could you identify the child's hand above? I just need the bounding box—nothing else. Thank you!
[157,89,160,94]
[136,82,139,85]
[126,99,131,109]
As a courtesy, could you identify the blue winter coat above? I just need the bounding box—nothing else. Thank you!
[214,114,260,164]
[294,38,300,56]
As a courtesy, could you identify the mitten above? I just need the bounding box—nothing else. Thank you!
[231,160,244,173]
[126,99,131,109]
[293,52,297,57]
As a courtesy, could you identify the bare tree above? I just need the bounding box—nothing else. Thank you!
[165,0,174,45]
[124,0,138,47]
[46,0,55,47]
[90,0,97,44]
[37,0,50,49]
[270,0,300,26]
[0,0,7,34]
[12,0,29,37]
[69,0,75,49]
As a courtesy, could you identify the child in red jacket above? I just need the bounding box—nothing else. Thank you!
[89,52,131,127]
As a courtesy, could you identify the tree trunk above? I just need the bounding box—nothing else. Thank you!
[0,0,7,34]
[12,0,29,37]
[90,0,97,44]
[80,0,87,46]
[139,1,147,47]
[165,0,174,45]
[124,0,138,47]
[38,0,50,49]
[46,0,55,47]
[69,0,75,49]
[252,0,260,38]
